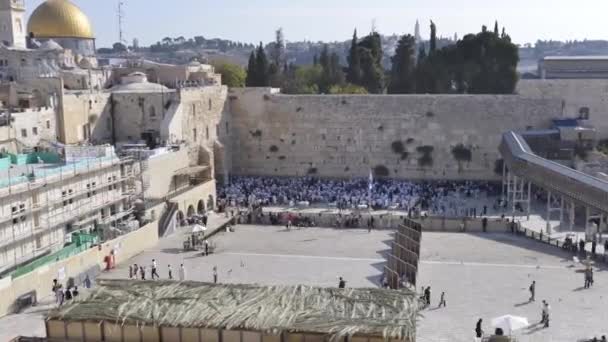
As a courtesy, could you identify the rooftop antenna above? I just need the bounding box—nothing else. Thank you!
[118,0,126,45]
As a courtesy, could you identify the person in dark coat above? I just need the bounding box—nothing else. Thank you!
[424,286,431,306]
[338,277,346,288]
[475,318,484,338]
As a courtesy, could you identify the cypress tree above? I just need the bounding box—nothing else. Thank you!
[494,20,499,35]
[255,42,270,86]
[430,21,437,53]
[245,51,257,86]
[347,29,362,85]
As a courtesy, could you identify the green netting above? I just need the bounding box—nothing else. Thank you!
[9,240,95,279]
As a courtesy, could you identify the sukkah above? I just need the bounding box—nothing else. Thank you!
[48,279,420,341]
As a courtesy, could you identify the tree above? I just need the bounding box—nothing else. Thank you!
[214,62,246,87]
[162,37,173,45]
[245,51,257,86]
[270,28,286,71]
[254,42,270,86]
[430,21,437,53]
[494,20,499,35]
[347,29,362,85]
[357,32,384,93]
[112,42,127,52]
[388,34,416,94]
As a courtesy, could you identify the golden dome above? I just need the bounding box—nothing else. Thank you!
[27,0,94,39]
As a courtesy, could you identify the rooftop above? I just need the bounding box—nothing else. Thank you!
[543,55,608,61]
[48,279,418,340]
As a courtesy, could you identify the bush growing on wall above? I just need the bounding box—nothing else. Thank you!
[451,144,472,162]
[373,165,390,177]
[391,140,405,154]
[416,145,434,167]
[269,145,279,153]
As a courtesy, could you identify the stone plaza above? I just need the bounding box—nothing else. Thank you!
[98,224,608,341]
[2,221,607,341]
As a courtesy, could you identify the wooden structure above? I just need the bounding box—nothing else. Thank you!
[43,279,419,342]
[384,218,421,289]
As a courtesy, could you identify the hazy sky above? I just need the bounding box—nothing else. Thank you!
[26,0,608,47]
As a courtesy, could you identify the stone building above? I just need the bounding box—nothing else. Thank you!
[538,56,608,79]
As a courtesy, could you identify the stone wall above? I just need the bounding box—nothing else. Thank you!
[229,88,562,180]
[517,79,608,138]
[60,92,112,144]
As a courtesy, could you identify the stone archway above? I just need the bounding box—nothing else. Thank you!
[176,210,185,226]
[187,205,196,217]
[207,195,215,211]
[197,200,205,214]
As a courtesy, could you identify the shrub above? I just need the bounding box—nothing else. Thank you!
[416,145,434,154]
[401,152,409,160]
[249,129,262,138]
[391,140,405,154]
[451,144,472,162]
[278,156,286,160]
[307,167,318,175]
[406,138,415,144]
[426,111,435,118]
[418,154,433,167]
[373,165,390,177]
[269,145,279,153]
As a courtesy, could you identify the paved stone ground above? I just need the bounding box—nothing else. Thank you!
[2,224,607,341]
[105,225,608,342]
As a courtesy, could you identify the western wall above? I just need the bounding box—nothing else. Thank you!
[228,88,563,180]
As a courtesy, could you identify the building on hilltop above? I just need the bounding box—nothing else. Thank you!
[538,56,608,79]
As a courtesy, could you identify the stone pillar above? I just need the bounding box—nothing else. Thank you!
[527,181,532,221]
[570,201,575,231]
[546,190,551,235]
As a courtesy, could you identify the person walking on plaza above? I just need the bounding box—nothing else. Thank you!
[128,265,133,279]
[604,240,608,255]
[178,264,186,281]
[580,239,586,256]
[213,266,218,283]
[475,318,484,338]
[204,240,209,256]
[529,280,536,302]
[585,267,592,288]
[592,240,597,257]
[540,300,547,324]
[338,277,346,288]
[140,265,146,280]
[168,264,173,280]
[424,286,431,306]
[543,301,550,328]
[438,291,446,308]
[151,259,159,280]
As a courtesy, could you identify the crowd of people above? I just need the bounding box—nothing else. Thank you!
[52,277,89,306]
[219,176,500,216]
